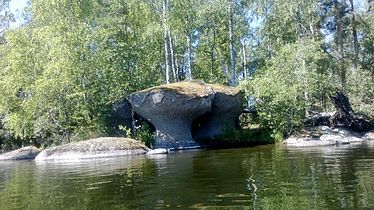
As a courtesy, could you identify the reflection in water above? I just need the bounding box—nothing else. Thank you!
[0,156,158,210]
[1,143,374,209]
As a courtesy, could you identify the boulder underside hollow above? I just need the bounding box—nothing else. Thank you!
[128,81,242,149]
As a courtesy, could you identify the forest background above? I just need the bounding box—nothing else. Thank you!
[0,0,373,149]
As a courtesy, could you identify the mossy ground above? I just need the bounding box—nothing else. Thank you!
[135,80,240,97]
[45,137,149,153]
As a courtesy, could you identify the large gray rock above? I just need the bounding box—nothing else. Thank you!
[35,137,150,161]
[193,90,242,139]
[0,146,40,160]
[284,136,337,147]
[111,99,134,133]
[128,81,242,149]
[284,126,367,147]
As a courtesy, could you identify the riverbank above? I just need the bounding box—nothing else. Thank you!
[284,126,374,147]
[0,146,40,160]
[0,138,150,161]
[3,125,373,161]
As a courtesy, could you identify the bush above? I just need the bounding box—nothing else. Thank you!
[347,68,374,124]
[135,123,154,148]
[240,39,338,140]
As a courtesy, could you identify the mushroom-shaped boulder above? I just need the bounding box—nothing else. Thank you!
[129,81,215,148]
[193,84,242,139]
[128,81,243,149]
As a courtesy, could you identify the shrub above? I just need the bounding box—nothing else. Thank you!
[240,39,338,140]
[135,123,154,148]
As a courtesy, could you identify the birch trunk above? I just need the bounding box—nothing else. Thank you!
[185,32,192,80]
[228,2,236,86]
[168,29,177,82]
[163,0,170,84]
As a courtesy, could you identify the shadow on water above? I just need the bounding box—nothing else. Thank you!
[1,143,374,209]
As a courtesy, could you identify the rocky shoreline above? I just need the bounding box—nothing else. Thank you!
[1,128,373,161]
[35,137,150,161]
[285,91,374,147]
[0,137,206,161]
[284,126,374,147]
[0,138,150,161]
[0,146,41,160]
[2,85,373,161]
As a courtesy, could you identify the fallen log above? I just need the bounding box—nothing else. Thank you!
[305,91,372,133]
[330,90,372,132]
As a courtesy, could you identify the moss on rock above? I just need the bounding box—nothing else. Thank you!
[35,137,150,161]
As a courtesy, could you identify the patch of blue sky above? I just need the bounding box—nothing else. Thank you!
[10,0,28,13]
[9,0,28,27]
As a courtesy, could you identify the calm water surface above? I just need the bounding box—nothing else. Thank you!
[1,142,374,210]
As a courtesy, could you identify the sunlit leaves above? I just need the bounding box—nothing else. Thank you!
[240,39,338,139]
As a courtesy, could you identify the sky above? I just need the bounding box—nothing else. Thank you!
[10,0,28,13]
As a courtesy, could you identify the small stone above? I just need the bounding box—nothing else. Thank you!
[146,148,169,155]
[321,126,333,134]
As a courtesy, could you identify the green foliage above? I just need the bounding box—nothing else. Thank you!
[135,123,154,148]
[347,68,374,122]
[240,39,338,139]
[0,0,373,149]
[0,0,164,148]
[119,125,132,138]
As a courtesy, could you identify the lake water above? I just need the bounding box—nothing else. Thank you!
[1,142,374,210]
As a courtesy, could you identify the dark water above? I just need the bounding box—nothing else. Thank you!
[1,142,374,210]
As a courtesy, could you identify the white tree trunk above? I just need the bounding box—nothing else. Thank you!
[168,29,177,82]
[163,0,170,84]
[185,32,192,80]
[228,2,236,86]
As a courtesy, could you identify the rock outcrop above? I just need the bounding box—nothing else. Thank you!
[284,126,372,147]
[35,137,149,161]
[110,98,134,134]
[193,86,243,140]
[128,81,242,149]
[0,146,40,161]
